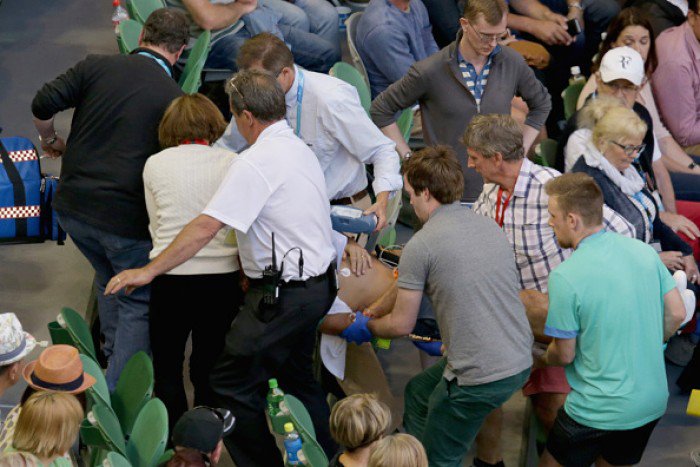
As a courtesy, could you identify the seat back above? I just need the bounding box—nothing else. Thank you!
[60,307,98,361]
[129,0,165,24]
[179,30,211,94]
[126,398,169,467]
[283,395,328,467]
[111,351,154,436]
[396,107,414,141]
[329,62,371,115]
[536,138,558,168]
[283,394,316,440]
[81,402,127,456]
[47,321,73,346]
[104,451,132,467]
[80,354,111,409]
[345,12,371,89]
[117,19,143,54]
[563,81,585,120]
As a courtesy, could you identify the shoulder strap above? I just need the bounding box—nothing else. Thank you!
[0,139,28,237]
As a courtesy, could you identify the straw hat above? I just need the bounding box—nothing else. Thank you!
[23,345,96,394]
[0,313,36,366]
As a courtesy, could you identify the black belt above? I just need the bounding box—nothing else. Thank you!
[247,263,336,289]
[330,188,369,206]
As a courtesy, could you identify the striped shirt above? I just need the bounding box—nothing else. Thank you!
[473,159,636,292]
[458,46,500,111]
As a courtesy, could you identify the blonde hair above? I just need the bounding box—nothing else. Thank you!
[329,394,391,451]
[12,391,84,459]
[577,95,626,130]
[368,434,428,467]
[592,106,647,151]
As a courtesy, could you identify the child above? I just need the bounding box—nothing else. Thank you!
[368,434,428,467]
[329,394,391,467]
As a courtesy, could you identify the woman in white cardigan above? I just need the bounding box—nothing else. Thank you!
[143,94,242,431]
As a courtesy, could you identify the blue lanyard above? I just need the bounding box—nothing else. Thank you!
[295,70,304,137]
[137,51,172,77]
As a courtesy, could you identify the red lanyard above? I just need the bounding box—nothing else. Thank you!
[495,187,512,228]
[180,139,209,146]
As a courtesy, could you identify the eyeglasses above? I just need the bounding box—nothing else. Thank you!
[602,81,639,93]
[467,21,508,44]
[611,141,646,156]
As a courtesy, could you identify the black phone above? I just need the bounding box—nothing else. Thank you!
[567,18,582,36]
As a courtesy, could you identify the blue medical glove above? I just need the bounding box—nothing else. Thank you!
[340,312,372,344]
[413,340,443,356]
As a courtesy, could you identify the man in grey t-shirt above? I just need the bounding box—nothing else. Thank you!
[343,146,532,466]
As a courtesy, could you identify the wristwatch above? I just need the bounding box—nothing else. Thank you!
[568,1,583,9]
[689,161,698,170]
[402,151,412,161]
[39,131,58,145]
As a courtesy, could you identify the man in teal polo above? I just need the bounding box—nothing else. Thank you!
[538,173,686,467]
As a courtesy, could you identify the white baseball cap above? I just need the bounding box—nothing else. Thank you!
[0,313,36,366]
[599,46,645,86]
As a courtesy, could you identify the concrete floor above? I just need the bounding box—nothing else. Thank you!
[1,0,699,465]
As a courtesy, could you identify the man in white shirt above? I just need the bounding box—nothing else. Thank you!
[216,33,403,231]
[105,70,338,466]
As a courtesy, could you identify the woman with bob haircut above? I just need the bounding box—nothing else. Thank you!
[0,391,83,466]
[143,93,243,431]
[570,104,699,285]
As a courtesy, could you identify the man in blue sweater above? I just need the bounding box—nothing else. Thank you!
[356,0,439,98]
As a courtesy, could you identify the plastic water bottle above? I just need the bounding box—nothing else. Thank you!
[284,423,304,466]
[112,0,129,35]
[267,378,288,433]
[569,66,585,86]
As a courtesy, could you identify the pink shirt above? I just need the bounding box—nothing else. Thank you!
[652,22,700,147]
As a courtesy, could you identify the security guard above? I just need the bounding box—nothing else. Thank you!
[105,70,338,467]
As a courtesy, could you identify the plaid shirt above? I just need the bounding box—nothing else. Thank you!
[473,159,636,292]
[458,46,500,111]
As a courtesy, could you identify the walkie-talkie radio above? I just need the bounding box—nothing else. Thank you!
[262,232,282,306]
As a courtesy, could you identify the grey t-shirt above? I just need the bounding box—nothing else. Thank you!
[398,203,533,385]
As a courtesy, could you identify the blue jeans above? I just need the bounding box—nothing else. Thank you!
[57,212,152,391]
[205,3,339,72]
[263,0,341,57]
[670,155,700,202]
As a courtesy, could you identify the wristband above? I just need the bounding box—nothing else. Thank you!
[568,2,583,9]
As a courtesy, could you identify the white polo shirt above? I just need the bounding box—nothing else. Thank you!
[203,120,336,282]
[216,66,402,201]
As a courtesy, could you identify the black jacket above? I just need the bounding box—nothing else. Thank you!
[32,48,183,239]
[572,156,693,256]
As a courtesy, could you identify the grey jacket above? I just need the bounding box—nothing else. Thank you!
[370,32,551,201]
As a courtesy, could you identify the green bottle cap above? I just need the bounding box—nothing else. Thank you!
[284,422,294,433]
[269,378,278,389]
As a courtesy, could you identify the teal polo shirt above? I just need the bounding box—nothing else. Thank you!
[545,230,676,430]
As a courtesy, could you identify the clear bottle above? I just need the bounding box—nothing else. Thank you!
[112,0,130,35]
[569,66,585,86]
[284,422,304,466]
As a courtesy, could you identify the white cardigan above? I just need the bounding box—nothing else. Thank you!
[143,144,238,275]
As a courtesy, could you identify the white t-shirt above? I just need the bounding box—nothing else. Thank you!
[144,144,238,275]
[203,120,336,282]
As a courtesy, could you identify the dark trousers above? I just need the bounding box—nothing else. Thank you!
[210,272,338,467]
[149,272,242,432]
[670,155,700,202]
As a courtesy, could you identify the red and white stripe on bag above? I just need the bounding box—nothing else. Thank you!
[0,206,40,219]
[0,150,38,163]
